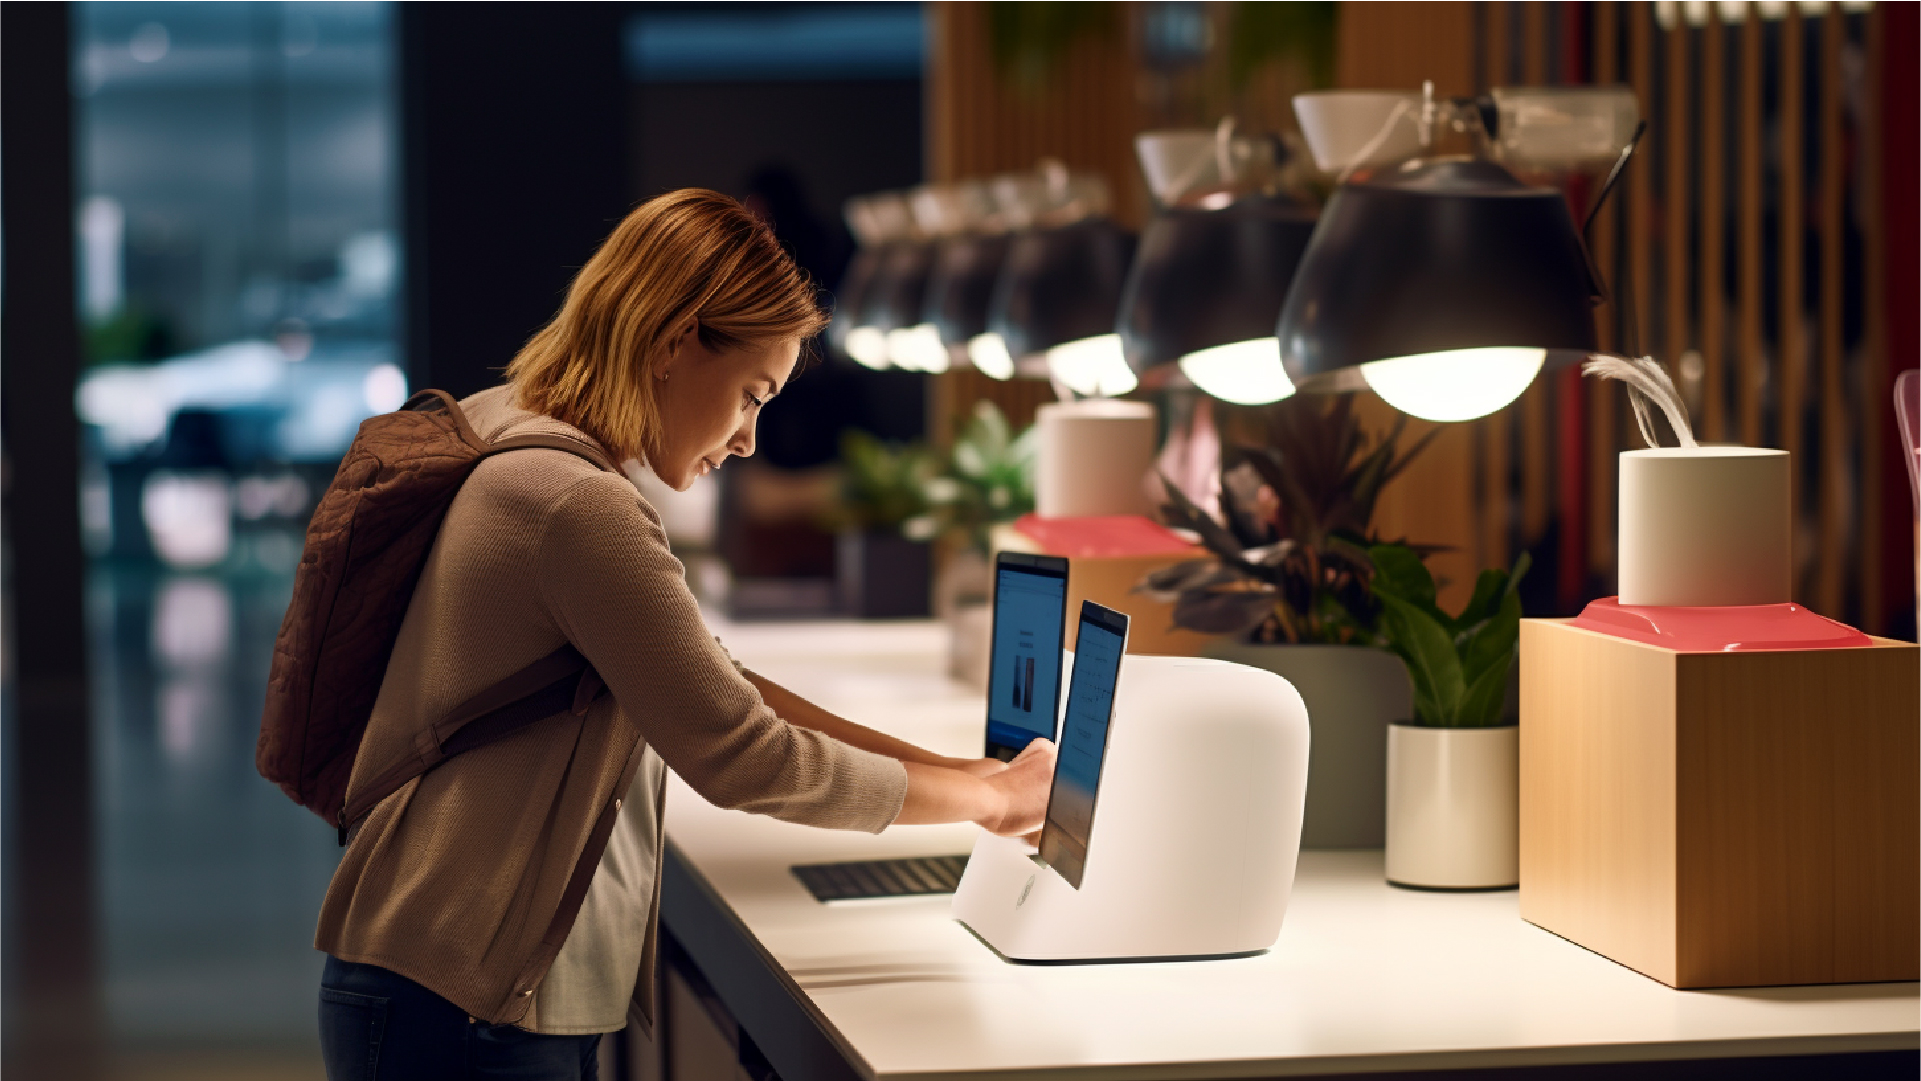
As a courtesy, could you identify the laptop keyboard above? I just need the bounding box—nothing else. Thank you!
[790,854,970,903]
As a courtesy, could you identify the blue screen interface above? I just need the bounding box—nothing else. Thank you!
[1044,616,1125,870]
[984,567,1067,753]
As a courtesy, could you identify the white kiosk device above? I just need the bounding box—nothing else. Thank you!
[952,608,1311,963]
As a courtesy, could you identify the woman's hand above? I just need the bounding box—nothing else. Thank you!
[974,739,1055,837]
[895,741,1055,833]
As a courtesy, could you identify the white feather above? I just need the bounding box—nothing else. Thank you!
[1581,354,1698,448]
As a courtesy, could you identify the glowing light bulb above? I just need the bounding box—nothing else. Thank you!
[1046,333,1136,397]
[1177,338,1295,406]
[845,326,890,370]
[887,323,949,373]
[1360,347,1545,422]
[967,333,1015,380]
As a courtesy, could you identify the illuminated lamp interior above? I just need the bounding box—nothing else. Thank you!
[1359,346,1546,423]
[1177,338,1296,406]
[1045,334,1137,397]
[844,326,890,370]
[967,332,1015,380]
[886,323,950,373]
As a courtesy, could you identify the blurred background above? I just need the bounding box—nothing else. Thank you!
[3,3,1915,1080]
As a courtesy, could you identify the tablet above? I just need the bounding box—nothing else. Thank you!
[1038,601,1129,890]
[983,552,1070,761]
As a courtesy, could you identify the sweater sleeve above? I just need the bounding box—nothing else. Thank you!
[533,473,906,833]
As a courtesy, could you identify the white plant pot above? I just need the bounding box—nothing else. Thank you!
[1385,724,1518,890]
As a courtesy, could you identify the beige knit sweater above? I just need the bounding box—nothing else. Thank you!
[314,386,908,1027]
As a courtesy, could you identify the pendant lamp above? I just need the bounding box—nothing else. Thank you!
[909,181,1006,377]
[1275,157,1597,422]
[1276,86,1639,422]
[1119,196,1316,405]
[983,167,1137,397]
[990,217,1136,395]
[833,192,917,370]
[1118,124,1317,406]
[870,241,938,371]
[925,232,1012,377]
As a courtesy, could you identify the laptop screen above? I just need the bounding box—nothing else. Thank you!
[983,555,1068,759]
[1038,601,1128,890]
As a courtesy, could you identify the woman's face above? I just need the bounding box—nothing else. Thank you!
[649,322,799,492]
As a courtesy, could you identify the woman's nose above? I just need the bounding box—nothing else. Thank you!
[730,417,757,458]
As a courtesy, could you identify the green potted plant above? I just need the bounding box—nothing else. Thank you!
[1138,395,1435,848]
[911,399,1039,560]
[1367,542,1531,890]
[909,400,1039,686]
[829,429,935,619]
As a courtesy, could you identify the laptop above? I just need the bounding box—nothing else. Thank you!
[791,551,1071,903]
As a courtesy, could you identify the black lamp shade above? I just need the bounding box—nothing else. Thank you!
[1117,195,1317,375]
[988,217,1136,360]
[827,246,881,360]
[1276,159,1598,387]
[865,241,935,333]
[923,233,1009,346]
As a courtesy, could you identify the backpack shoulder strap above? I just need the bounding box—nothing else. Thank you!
[405,388,619,474]
[487,432,619,474]
[337,643,607,844]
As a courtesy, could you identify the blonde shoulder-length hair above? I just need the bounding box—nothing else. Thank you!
[506,188,827,463]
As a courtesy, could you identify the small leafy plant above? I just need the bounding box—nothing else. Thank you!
[1139,396,1437,644]
[910,400,1038,553]
[1367,542,1531,728]
[828,430,934,535]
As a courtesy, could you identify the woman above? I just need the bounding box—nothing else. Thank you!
[315,189,1055,1080]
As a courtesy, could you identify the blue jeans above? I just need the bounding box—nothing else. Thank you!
[319,955,601,1081]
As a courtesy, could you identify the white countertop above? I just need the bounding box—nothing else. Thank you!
[667,619,1919,1079]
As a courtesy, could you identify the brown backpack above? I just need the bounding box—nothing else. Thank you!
[257,389,616,842]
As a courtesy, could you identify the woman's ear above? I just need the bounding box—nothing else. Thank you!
[659,315,700,379]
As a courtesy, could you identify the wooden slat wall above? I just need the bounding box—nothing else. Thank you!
[923,1,1144,449]
[926,3,1144,220]
[1664,1,1691,421]
[1779,7,1808,566]
[1522,0,1891,630]
[1700,6,1728,443]
[1738,5,1767,448]
[1480,2,1515,583]
[1368,2,1889,626]
[1519,3,1554,549]
[1588,3,1621,575]
[1815,5,1848,616]
[1859,3,1888,634]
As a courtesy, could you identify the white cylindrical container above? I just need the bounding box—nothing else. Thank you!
[1035,400,1157,518]
[1385,724,1518,890]
[1618,446,1791,607]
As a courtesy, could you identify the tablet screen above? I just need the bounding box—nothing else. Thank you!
[1039,601,1129,890]
[983,554,1068,759]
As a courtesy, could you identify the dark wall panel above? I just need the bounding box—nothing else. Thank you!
[399,3,631,399]
[1,5,104,1076]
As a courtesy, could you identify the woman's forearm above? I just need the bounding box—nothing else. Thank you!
[896,761,1000,825]
[744,669,956,767]
[743,669,1055,834]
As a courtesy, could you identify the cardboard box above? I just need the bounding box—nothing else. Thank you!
[1518,618,1919,988]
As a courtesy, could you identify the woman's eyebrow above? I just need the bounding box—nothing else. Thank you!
[758,374,782,399]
